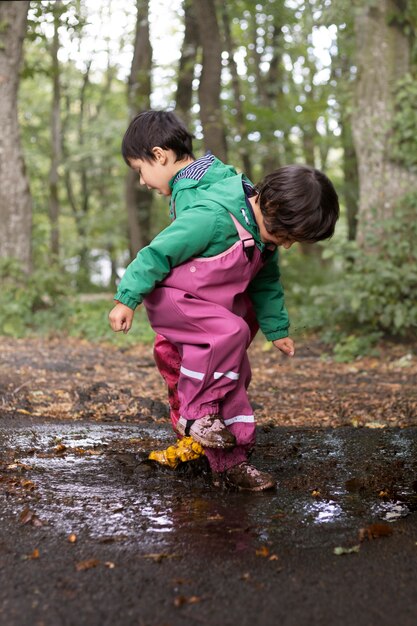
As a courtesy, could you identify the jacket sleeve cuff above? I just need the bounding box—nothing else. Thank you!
[114,291,140,310]
[264,328,289,341]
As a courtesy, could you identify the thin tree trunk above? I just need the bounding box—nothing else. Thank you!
[249,13,286,172]
[175,0,198,128]
[0,1,32,272]
[221,3,252,179]
[77,62,92,287]
[126,0,153,258]
[49,2,62,260]
[192,0,227,161]
[329,28,359,242]
[341,119,359,241]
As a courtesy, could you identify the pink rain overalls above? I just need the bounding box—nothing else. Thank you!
[144,214,263,472]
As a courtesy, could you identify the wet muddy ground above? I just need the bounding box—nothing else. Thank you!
[1,337,417,625]
[1,418,417,626]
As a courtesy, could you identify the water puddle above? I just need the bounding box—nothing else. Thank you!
[1,421,416,553]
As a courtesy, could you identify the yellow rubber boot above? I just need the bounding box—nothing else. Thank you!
[148,437,205,469]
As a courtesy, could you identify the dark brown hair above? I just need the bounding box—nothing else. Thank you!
[256,165,340,242]
[121,110,195,165]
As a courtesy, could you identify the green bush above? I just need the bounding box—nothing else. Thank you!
[67,298,155,345]
[0,259,72,337]
[0,259,154,344]
[308,194,417,354]
[391,73,417,171]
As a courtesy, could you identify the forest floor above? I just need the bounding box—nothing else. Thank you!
[1,335,417,626]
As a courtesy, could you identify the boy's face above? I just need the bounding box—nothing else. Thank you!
[249,195,296,249]
[128,152,173,196]
[257,215,296,249]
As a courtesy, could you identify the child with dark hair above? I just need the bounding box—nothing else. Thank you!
[109,110,340,491]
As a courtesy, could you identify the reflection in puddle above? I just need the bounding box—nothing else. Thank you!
[372,500,410,522]
[1,422,416,553]
[390,431,412,459]
[302,499,345,524]
[323,432,344,458]
[141,504,173,533]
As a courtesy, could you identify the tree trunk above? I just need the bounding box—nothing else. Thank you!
[221,3,252,179]
[249,13,286,172]
[49,1,62,261]
[193,0,227,161]
[0,1,32,272]
[341,119,359,241]
[352,0,417,246]
[175,0,198,128]
[126,0,153,258]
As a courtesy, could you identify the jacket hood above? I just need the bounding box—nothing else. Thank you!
[170,157,238,201]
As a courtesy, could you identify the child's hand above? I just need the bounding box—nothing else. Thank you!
[273,337,295,357]
[109,302,135,334]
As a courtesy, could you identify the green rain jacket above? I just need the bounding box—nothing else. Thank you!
[115,158,289,341]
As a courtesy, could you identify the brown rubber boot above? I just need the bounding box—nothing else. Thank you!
[224,462,276,491]
[176,415,236,449]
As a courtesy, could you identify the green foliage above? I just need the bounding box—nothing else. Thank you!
[387,0,417,63]
[391,73,417,171]
[67,299,155,345]
[306,194,417,356]
[331,333,381,363]
[0,259,72,337]
[0,258,154,344]
[221,0,341,173]
[279,244,338,339]
[20,2,131,291]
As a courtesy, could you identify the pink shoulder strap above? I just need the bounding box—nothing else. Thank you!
[228,213,255,256]
[229,213,254,242]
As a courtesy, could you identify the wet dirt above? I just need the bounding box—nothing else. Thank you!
[1,336,417,625]
[1,417,417,626]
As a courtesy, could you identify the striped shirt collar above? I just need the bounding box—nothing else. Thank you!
[172,152,215,185]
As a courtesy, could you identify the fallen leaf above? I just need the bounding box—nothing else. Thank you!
[68,533,77,543]
[333,545,360,556]
[142,553,180,563]
[172,578,192,586]
[271,512,286,520]
[255,546,270,557]
[311,490,321,497]
[174,595,202,607]
[364,421,386,429]
[19,508,43,527]
[75,559,100,572]
[7,462,32,471]
[20,479,36,490]
[359,523,394,542]
[28,548,40,559]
